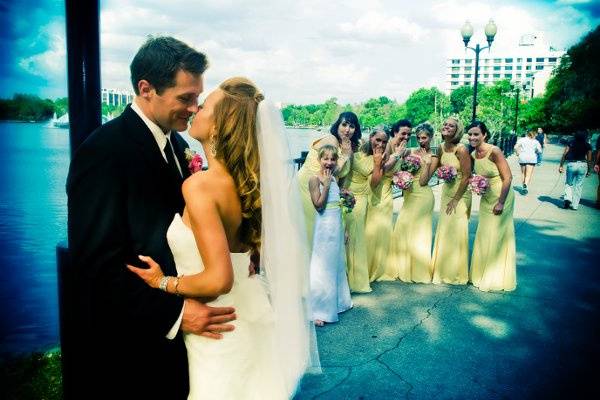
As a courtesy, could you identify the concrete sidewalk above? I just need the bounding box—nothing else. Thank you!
[295,142,600,399]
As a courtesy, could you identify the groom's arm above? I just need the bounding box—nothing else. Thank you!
[67,133,183,336]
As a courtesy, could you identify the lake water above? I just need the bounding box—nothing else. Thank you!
[0,121,321,355]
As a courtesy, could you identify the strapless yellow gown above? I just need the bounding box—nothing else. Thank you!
[365,162,398,282]
[431,147,472,285]
[297,137,351,251]
[380,156,434,283]
[470,148,516,292]
[343,152,373,293]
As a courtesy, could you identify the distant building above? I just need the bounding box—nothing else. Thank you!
[445,34,565,98]
[101,88,134,107]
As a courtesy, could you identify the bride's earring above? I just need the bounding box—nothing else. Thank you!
[209,134,217,157]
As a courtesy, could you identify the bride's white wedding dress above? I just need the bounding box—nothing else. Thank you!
[167,213,288,400]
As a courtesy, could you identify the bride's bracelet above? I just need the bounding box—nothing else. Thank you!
[159,276,170,292]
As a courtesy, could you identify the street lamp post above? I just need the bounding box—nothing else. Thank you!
[460,19,497,123]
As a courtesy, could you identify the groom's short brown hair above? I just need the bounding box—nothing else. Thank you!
[130,36,208,95]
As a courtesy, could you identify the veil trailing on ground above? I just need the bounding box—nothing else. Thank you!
[256,99,321,395]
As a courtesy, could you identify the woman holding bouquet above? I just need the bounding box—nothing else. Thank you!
[344,130,386,293]
[423,117,472,285]
[382,123,435,283]
[298,112,361,250]
[308,145,353,326]
[468,120,516,292]
[365,128,404,282]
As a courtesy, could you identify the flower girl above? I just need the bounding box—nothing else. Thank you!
[308,145,353,326]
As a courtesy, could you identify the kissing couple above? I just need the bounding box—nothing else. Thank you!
[67,36,319,400]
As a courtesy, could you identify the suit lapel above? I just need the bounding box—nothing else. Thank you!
[121,106,186,189]
[171,132,191,180]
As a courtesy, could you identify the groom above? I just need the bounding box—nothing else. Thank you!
[67,36,236,399]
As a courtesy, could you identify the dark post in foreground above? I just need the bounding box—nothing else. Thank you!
[58,1,102,399]
[460,19,497,123]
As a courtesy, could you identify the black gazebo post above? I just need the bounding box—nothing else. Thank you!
[57,1,101,399]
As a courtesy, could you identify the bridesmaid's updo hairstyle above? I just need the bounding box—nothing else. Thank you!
[466,120,490,141]
[318,144,339,161]
[415,122,435,138]
[212,77,263,253]
[444,116,465,144]
[330,112,362,151]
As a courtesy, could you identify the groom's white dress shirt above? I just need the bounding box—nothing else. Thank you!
[131,99,184,339]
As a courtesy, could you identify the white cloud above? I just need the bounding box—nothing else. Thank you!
[11,0,591,103]
[18,21,66,80]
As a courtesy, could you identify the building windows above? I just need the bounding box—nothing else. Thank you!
[536,65,544,70]
[516,73,522,78]
[482,66,490,71]
[517,58,522,62]
[505,74,512,78]
[493,66,501,71]
[526,73,534,78]
[505,58,513,63]
[517,65,522,70]
[464,82,471,85]
[493,73,501,78]
[484,59,490,64]
[451,74,459,78]
[451,81,459,86]
[464,66,473,71]
[464,74,472,78]
[536,57,544,62]
[527,57,532,62]
[526,65,532,70]
[452,67,460,71]
[505,66,513,70]
[494,58,501,63]
[464,59,473,64]
[483,74,489,78]
[452,59,460,64]
[549,57,557,62]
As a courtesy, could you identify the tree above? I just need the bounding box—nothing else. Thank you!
[405,88,449,125]
[449,85,474,115]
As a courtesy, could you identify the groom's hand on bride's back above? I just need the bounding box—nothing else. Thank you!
[181,298,236,339]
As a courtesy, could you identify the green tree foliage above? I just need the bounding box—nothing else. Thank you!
[53,97,68,118]
[0,94,54,121]
[543,25,600,131]
[404,87,449,125]
[449,85,474,114]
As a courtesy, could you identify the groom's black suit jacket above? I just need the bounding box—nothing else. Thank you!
[67,105,191,399]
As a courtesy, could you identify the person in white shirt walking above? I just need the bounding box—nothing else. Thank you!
[514,129,542,194]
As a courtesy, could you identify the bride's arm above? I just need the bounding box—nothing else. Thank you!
[128,177,234,298]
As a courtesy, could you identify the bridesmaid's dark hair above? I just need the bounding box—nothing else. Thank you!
[330,112,361,151]
[466,120,490,140]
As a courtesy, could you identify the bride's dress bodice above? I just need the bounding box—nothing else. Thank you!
[166,214,286,400]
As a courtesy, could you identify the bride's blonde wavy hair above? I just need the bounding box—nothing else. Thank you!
[212,77,264,253]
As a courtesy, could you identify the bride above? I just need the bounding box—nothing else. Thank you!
[128,77,319,399]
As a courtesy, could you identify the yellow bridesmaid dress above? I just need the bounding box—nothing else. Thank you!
[470,148,516,292]
[381,154,434,283]
[431,146,472,285]
[365,163,398,282]
[297,137,351,250]
[343,151,373,293]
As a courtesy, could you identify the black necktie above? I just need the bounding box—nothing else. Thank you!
[164,137,182,178]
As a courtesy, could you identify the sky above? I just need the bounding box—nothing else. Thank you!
[0,0,598,104]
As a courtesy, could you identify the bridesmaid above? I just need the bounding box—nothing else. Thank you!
[298,112,361,250]
[344,130,386,293]
[382,123,435,283]
[425,117,472,285]
[468,121,516,292]
[365,128,403,282]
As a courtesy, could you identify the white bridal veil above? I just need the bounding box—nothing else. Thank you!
[256,100,321,396]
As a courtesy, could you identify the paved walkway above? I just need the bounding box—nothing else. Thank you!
[295,141,600,399]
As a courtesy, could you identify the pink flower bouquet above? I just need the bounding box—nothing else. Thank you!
[436,165,457,183]
[339,189,356,213]
[400,154,421,174]
[469,174,489,195]
[392,171,414,190]
[184,148,204,174]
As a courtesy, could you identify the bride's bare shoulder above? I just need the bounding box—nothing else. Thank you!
[182,169,236,202]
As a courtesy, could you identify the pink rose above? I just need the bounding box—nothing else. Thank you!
[188,154,203,173]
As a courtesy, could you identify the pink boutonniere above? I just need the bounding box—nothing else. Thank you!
[184,148,204,174]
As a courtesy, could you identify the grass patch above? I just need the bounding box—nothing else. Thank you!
[0,348,62,400]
